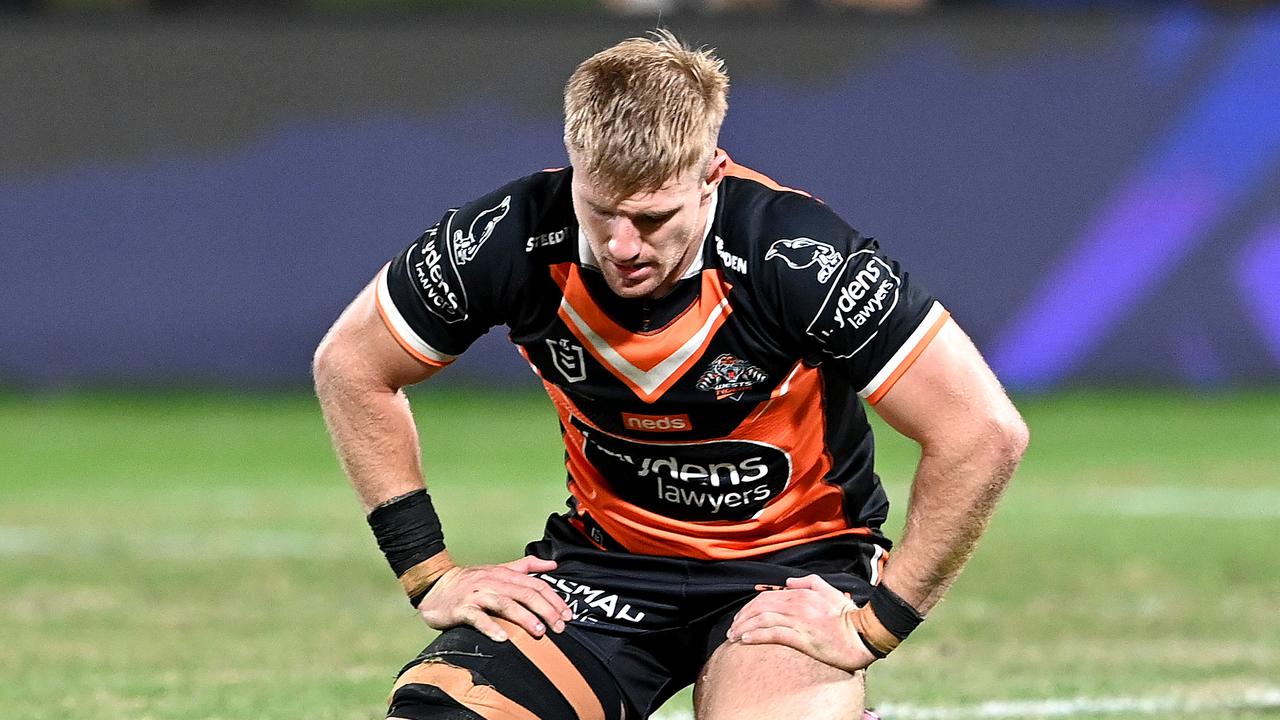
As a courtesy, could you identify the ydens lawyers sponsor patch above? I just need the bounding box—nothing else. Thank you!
[806,250,901,353]
[574,418,791,522]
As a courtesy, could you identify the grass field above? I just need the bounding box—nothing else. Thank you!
[1,388,1278,719]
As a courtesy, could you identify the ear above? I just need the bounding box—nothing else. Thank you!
[702,148,729,195]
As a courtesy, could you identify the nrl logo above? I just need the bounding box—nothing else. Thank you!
[451,195,511,266]
[547,338,586,383]
[696,354,767,400]
[765,237,845,283]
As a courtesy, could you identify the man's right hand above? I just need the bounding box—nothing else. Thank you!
[416,555,573,642]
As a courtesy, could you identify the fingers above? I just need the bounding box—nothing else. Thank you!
[728,589,804,639]
[736,587,809,617]
[503,556,573,623]
[728,593,789,637]
[737,625,805,651]
[419,560,574,642]
[785,574,842,598]
[727,609,790,641]
[511,571,574,623]
[475,591,551,638]
[501,575,572,632]
[784,574,821,589]
[458,605,510,643]
[430,591,550,643]
[726,582,839,640]
[724,578,879,673]
[504,555,558,574]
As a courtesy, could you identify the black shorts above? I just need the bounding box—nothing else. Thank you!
[387,513,889,720]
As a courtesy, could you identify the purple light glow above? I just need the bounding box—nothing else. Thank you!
[990,173,1222,389]
[1235,221,1280,366]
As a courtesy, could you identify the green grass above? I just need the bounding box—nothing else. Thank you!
[1,388,1278,719]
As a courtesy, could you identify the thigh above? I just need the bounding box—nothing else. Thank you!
[692,640,866,720]
[387,619,627,720]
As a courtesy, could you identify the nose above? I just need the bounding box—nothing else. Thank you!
[607,218,642,262]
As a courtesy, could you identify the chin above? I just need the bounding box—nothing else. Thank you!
[603,273,658,299]
[608,282,655,299]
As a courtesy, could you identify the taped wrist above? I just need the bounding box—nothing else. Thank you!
[851,584,926,658]
[367,489,451,606]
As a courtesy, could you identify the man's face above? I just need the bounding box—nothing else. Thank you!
[570,152,724,300]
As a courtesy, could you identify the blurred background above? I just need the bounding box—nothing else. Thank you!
[2,2,1278,719]
[4,2,1280,390]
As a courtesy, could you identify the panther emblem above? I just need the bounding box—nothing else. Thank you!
[451,195,511,266]
[765,237,845,283]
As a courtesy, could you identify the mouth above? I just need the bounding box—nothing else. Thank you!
[611,262,651,283]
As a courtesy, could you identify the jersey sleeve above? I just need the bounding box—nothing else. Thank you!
[375,187,522,367]
[768,209,949,404]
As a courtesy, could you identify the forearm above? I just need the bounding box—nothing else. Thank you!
[314,345,429,512]
[315,346,461,604]
[881,423,1026,614]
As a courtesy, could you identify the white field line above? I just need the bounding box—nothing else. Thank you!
[653,687,1280,719]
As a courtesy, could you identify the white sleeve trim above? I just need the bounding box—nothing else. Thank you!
[376,262,457,365]
[857,301,947,399]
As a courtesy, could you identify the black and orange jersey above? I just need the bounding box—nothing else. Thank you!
[377,158,950,561]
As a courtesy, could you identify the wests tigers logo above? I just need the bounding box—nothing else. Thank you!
[696,354,767,400]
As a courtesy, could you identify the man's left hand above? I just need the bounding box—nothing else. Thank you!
[725,574,878,673]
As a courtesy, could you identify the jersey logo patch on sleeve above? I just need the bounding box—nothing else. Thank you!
[695,353,767,400]
[410,224,469,324]
[765,237,845,283]
[451,195,511,266]
[805,250,902,356]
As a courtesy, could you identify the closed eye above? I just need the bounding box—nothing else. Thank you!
[635,211,677,225]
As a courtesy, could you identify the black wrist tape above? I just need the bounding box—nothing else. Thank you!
[868,584,926,640]
[366,489,446,577]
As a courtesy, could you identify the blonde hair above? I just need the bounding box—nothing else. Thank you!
[564,29,729,198]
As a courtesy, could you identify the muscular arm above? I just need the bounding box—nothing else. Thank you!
[727,318,1027,667]
[872,319,1030,614]
[313,278,442,512]
[313,277,571,640]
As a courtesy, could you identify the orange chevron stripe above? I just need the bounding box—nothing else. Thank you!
[550,263,732,403]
